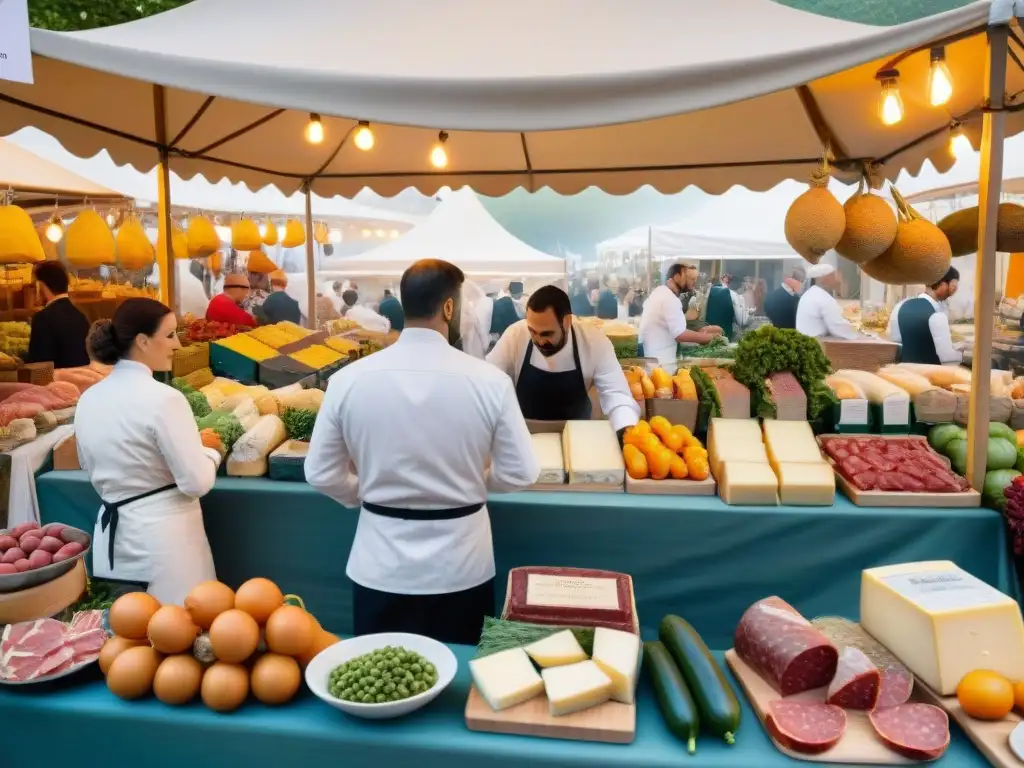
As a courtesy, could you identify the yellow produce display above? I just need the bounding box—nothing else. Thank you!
[116,216,156,270]
[62,210,116,268]
[213,335,278,362]
[0,203,44,264]
[248,322,309,349]
[0,322,30,358]
[324,336,361,356]
[289,344,344,370]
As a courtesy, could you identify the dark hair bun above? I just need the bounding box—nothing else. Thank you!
[87,320,122,365]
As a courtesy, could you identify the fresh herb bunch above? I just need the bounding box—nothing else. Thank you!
[685,336,735,360]
[170,377,195,395]
[185,390,212,419]
[689,366,722,419]
[196,411,245,451]
[281,408,317,442]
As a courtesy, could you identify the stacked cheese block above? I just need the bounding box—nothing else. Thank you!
[469,627,641,716]
[529,421,625,487]
[708,418,834,505]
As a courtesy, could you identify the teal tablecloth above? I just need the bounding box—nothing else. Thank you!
[0,647,990,768]
[34,471,1015,648]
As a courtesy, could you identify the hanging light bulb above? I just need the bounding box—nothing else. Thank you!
[305,113,325,144]
[361,228,372,238]
[949,121,973,160]
[430,131,449,169]
[389,229,400,239]
[375,229,386,238]
[258,221,268,238]
[45,215,65,243]
[329,228,343,244]
[876,70,904,126]
[928,47,954,107]
[353,121,375,151]
[180,214,190,230]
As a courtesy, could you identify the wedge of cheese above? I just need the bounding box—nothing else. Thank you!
[591,627,641,704]
[524,629,587,668]
[469,647,545,712]
[718,461,779,505]
[775,462,835,505]
[707,418,767,478]
[762,419,824,471]
[861,561,1024,695]
[562,421,624,485]
[531,433,566,484]
[542,660,613,716]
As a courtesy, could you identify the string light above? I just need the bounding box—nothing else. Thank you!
[928,47,954,107]
[305,113,325,144]
[375,229,385,238]
[430,131,449,169]
[329,228,343,244]
[949,122,973,160]
[258,221,268,238]
[361,229,372,238]
[45,215,65,243]
[389,229,400,239]
[876,70,904,126]
[353,122,375,151]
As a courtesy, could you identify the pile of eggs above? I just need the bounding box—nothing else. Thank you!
[101,577,339,712]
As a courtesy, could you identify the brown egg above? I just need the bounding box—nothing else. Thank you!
[234,578,283,625]
[106,645,162,700]
[208,609,260,663]
[147,605,200,654]
[153,654,204,705]
[264,605,315,656]
[184,581,236,630]
[251,653,301,705]
[201,662,249,712]
[99,636,148,675]
[109,592,161,640]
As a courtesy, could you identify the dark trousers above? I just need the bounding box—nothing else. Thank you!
[353,578,495,646]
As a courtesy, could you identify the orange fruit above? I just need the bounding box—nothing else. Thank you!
[669,454,689,480]
[648,447,674,480]
[957,670,1014,720]
[1014,681,1024,713]
[632,420,651,436]
[623,445,649,480]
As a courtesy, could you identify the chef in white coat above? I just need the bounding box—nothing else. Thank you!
[75,298,221,605]
[305,259,539,645]
[487,285,641,434]
[639,263,723,366]
[795,263,862,340]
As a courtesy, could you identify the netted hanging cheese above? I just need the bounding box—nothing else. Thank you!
[187,215,220,258]
[281,219,305,248]
[938,202,1024,257]
[261,218,278,247]
[835,183,897,264]
[0,204,45,264]
[313,222,330,245]
[61,210,115,268]
[232,218,262,251]
[156,221,188,261]
[246,249,278,274]
[115,215,155,270]
[861,186,951,285]
[784,160,845,264]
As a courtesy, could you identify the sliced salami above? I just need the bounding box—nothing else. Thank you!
[811,617,913,708]
[869,703,950,760]
[766,700,846,754]
[827,646,880,709]
[734,597,838,695]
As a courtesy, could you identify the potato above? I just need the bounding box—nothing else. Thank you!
[8,523,35,539]
[43,524,66,539]
[19,536,40,554]
[52,542,83,562]
[1,547,25,564]
[0,535,16,551]
[18,529,42,543]
[38,536,63,554]
[0,563,16,575]
[14,559,32,572]
[28,549,52,569]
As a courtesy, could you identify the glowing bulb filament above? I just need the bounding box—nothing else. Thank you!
[950,128,973,160]
[353,123,375,151]
[45,218,64,243]
[305,114,324,144]
[878,76,904,126]
[928,49,954,107]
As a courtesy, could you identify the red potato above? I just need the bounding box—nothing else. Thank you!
[8,523,36,539]
[52,542,83,562]
[1,548,25,564]
[43,524,66,539]
[0,563,16,575]
[38,536,63,554]
[0,535,17,551]
[18,529,43,544]
[19,536,40,554]
[28,549,52,569]
[13,559,32,572]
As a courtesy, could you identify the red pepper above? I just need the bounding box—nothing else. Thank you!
[1012,476,1024,487]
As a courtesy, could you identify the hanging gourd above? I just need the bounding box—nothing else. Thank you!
[281,219,305,248]
[313,222,329,245]
[0,201,44,264]
[246,249,279,274]
[61,209,115,269]
[156,220,189,261]
[116,213,155,270]
[187,214,220,258]
[835,172,898,265]
[938,202,1024,257]
[232,217,262,251]
[784,157,845,264]
[261,218,279,247]
[860,186,952,285]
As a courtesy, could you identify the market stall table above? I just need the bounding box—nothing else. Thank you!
[33,471,1015,649]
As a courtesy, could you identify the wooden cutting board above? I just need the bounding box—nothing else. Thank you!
[914,682,1021,768]
[625,475,716,496]
[725,650,921,764]
[465,685,635,744]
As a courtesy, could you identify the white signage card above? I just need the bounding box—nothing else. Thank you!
[839,399,869,425]
[525,574,620,610]
[0,0,33,85]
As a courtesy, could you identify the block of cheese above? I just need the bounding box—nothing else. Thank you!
[468,647,545,712]
[524,629,588,668]
[762,419,824,472]
[502,566,639,634]
[531,433,566,484]
[861,561,1024,695]
[775,462,835,505]
[542,660,613,716]
[591,626,641,704]
[707,418,768,478]
[719,461,779,505]
[562,420,624,485]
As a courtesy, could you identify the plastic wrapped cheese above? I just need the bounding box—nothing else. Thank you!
[531,433,565,484]
[562,421,624,484]
[230,397,260,431]
[227,414,287,476]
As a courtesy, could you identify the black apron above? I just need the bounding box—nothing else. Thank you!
[514,327,592,422]
[99,484,176,571]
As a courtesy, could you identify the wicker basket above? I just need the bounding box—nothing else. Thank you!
[819,339,899,372]
[17,362,54,386]
[172,342,210,378]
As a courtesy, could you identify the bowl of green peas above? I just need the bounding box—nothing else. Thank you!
[305,633,458,719]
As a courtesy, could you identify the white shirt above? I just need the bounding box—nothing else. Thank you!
[639,284,689,366]
[344,303,391,333]
[486,319,641,432]
[886,293,962,363]
[305,328,539,595]
[795,285,862,340]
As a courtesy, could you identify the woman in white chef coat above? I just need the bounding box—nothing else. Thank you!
[75,298,222,605]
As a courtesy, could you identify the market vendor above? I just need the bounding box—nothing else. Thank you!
[490,281,525,338]
[206,273,256,327]
[25,261,90,369]
[486,285,641,430]
[305,258,538,645]
[378,289,405,332]
[704,273,747,341]
[258,270,302,325]
[764,267,805,329]
[887,266,963,364]
[795,263,862,340]
[341,289,391,332]
[639,263,723,367]
[75,298,222,605]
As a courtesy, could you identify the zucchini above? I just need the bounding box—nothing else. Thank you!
[645,641,699,754]
[659,614,741,745]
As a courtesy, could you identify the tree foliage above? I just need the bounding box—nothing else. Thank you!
[29,0,192,31]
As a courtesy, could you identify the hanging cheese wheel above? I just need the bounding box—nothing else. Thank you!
[0,204,44,264]
[313,222,329,245]
[232,218,262,251]
[246,249,278,274]
[261,218,278,247]
[156,221,189,261]
[187,215,220,258]
[116,214,155,270]
[281,219,305,248]
[209,250,223,276]
[61,210,115,268]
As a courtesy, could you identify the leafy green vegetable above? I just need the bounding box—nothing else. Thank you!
[171,377,195,395]
[282,408,317,442]
[196,411,245,450]
[688,366,721,419]
[185,390,212,418]
[684,336,735,360]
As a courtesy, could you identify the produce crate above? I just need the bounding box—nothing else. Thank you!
[210,342,260,385]
[269,440,309,482]
[258,356,316,389]
[18,362,53,386]
[171,342,209,378]
[277,331,328,356]
[645,397,698,432]
[0,370,16,383]
[819,338,899,372]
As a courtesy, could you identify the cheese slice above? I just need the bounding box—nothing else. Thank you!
[861,561,1024,695]
[708,418,767,477]
[531,433,566,484]
[591,627,641,704]
[562,421,624,485]
[762,420,824,471]
[775,462,835,506]
[542,660,613,716]
[524,630,588,668]
[719,461,779,505]
[468,647,545,711]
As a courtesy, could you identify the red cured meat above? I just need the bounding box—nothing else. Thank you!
[766,700,846,754]
[503,566,637,634]
[839,455,871,475]
[826,647,880,709]
[70,610,104,633]
[869,703,950,760]
[876,472,906,491]
[811,617,914,709]
[899,463,928,480]
[860,450,895,472]
[0,613,108,682]
[877,670,915,709]
[895,473,926,492]
[68,628,106,663]
[0,402,43,427]
[734,597,838,695]
[850,471,878,490]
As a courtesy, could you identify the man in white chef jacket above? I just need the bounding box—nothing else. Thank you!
[487,285,641,434]
[639,263,723,367]
[305,259,540,645]
[795,263,863,340]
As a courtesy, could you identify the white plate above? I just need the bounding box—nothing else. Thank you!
[305,633,457,720]
[1009,721,1024,763]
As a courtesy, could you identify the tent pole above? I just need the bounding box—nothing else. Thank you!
[967,23,1009,490]
[647,226,653,293]
[303,181,317,330]
[153,85,175,310]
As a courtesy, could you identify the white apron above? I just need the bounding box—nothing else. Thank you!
[92,489,216,606]
[648,344,678,369]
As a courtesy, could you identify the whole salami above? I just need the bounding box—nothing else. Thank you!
[868,703,950,760]
[826,646,881,709]
[734,596,838,695]
[766,700,846,754]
